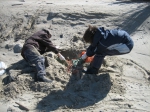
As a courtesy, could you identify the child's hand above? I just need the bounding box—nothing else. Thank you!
[57,53,65,60]
[81,52,87,60]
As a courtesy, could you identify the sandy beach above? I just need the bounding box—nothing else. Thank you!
[0,0,150,111]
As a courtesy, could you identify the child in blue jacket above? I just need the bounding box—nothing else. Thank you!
[74,25,134,74]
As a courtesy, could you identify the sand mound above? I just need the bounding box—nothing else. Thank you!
[0,52,149,111]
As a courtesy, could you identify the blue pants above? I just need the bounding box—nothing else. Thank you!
[91,45,133,69]
[23,46,46,77]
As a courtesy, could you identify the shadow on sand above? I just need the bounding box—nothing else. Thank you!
[36,72,111,111]
[117,5,150,34]
[2,59,36,85]
[114,0,150,4]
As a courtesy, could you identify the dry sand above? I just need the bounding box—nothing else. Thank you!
[0,0,150,112]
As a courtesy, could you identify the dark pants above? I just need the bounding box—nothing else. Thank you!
[23,46,46,77]
[91,47,132,70]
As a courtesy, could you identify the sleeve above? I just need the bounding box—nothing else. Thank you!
[86,45,96,57]
[45,40,59,54]
[39,35,59,54]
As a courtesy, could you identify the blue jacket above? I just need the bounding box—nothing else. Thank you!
[86,27,134,56]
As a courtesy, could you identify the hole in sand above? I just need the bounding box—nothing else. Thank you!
[59,49,82,60]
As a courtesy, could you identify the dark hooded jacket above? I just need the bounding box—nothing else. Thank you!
[21,29,59,59]
[86,27,134,56]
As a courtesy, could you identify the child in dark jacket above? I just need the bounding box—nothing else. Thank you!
[73,25,134,74]
[21,29,66,82]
